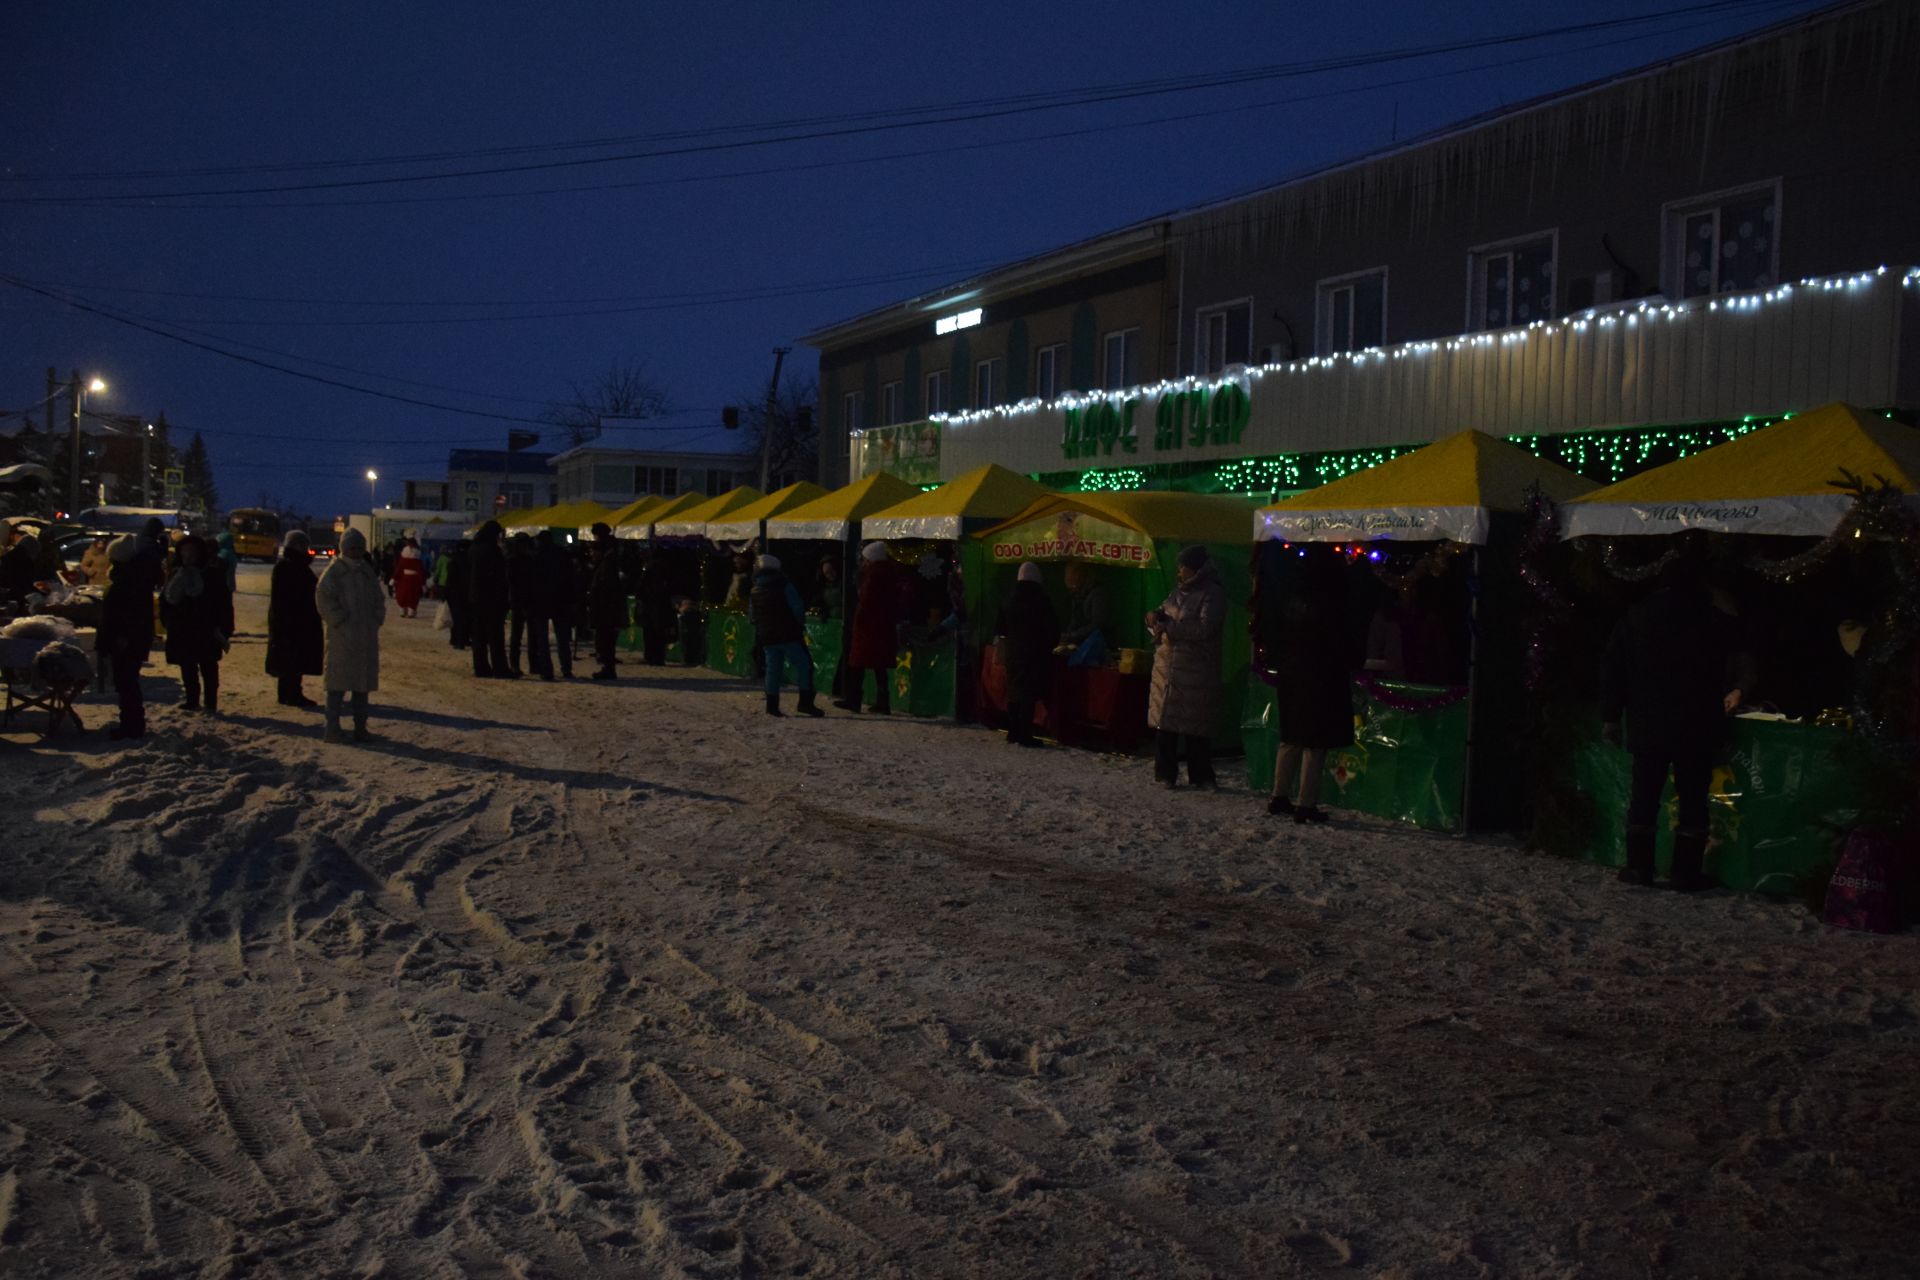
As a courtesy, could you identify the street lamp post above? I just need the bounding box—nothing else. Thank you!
[68,372,107,514]
[143,422,154,506]
[366,469,378,512]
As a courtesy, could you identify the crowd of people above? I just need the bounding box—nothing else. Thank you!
[37,512,1775,895]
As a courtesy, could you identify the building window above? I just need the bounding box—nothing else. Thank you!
[1665,180,1779,299]
[881,380,901,425]
[1102,328,1140,391]
[975,357,1004,410]
[841,390,863,432]
[592,464,635,497]
[1469,234,1556,331]
[1194,300,1253,375]
[1316,269,1387,355]
[1034,343,1063,399]
[635,465,677,496]
[925,369,950,416]
[705,470,733,497]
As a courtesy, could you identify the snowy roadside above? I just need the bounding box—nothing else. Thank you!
[1,570,1916,1278]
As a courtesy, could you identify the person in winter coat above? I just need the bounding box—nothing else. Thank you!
[529,530,573,679]
[995,562,1060,747]
[1600,544,1756,890]
[468,520,512,678]
[0,532,44,606]
[391,541,427,617]
[1265,545,1354,823]
[1060,561,1110,650]
[97,535,157,740]
[212,529,240,585]
[78,534,113,586]
[587,524,628,680]
[505,532,537,673]
[315,528,387,743]
[751,554,825,717]
[812,553,844,620]
[1147,544,1227,788]
[266,530,324,707]
[440,540,472,650]
[637,549,676,666]
[840,542,912,713]
[160,533,232,714]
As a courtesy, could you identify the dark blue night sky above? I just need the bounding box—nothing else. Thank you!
[0,0,1826,516]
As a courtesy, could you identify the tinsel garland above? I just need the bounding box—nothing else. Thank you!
[1249,651,1468,713]
[1743,469,1908,583]
[1517,484,1565,693]
[1370,541,1465,593]
[1600,541,1679,582]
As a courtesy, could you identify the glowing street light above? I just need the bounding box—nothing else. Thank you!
[365,468,379,510]
[69,372,107,512]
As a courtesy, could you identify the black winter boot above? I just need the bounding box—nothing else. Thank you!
[796,690,825,718]
[1668,829,1714,892]
[1618,825,1657,886]
[765,692,784,717]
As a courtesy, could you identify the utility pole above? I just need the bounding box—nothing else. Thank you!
[67,369,82,515]
[758,346,790,491]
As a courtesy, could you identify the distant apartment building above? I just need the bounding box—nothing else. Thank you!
[805,0,1920,493]
[549,412,756,505]
[447,448,557,517]
[403,480,449,511]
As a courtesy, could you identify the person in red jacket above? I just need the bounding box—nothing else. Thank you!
[391,540,427,617]
[839,541,912,714]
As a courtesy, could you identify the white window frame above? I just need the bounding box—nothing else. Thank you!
[841,389,863,432]
[974,357,1004,411]
[1102,327,1141,391]
[1194,297,1254,375]
[1034,343,1064,399]
[925,369,950,416]
[1465,230,1558,333]
[880,380,901,426]
[1661,178,1782,299]
[1315,267,1389,356]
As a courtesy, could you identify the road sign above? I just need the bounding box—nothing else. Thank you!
[163,467,184,487]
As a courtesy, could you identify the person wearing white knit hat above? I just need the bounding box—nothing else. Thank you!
[750,553,823,717]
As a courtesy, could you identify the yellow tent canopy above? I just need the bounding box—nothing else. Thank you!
[616,491,708,540]
[976,491,1257,568]
[502,500,610,532]
[764,472,922,541]
[478,507,531,534]
[1562,402,1920,537]
[861,464,1050,540]
[1256,428,1596,545]
[653,486,766,538]
[604,494,667,532]
[705,481,830,542]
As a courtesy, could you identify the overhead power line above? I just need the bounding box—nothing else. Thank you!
[0,1,1787,206]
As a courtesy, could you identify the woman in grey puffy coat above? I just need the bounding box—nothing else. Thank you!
[1147,544,1226,788]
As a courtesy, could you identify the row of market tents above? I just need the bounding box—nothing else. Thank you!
[476,402,1919,898]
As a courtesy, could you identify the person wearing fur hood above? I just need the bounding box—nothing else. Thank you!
[315,528,387,743]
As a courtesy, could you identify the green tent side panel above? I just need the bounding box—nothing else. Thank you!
[1245,679,1467,831]
[964,537,1249,752]
[1573,718,1872,894]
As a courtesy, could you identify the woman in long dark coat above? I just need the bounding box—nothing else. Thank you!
[1266,544,1354,823]
[267,529,324,708]
[160,533,232,714]
[995,562,1059,746]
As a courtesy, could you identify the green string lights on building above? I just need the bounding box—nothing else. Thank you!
[1038,414,1807,497]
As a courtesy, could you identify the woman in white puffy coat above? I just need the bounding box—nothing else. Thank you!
[315,528,387,742]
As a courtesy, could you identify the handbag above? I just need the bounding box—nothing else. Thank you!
[433,601,452,632]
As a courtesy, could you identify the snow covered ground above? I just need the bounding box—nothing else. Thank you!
[1,565,1916,1278]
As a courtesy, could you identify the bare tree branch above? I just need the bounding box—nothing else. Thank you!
[543,360,674,447]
